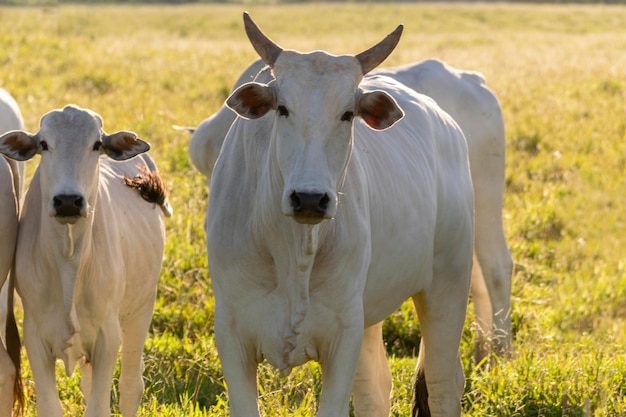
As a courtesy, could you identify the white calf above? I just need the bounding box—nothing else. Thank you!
[0,105,171,417]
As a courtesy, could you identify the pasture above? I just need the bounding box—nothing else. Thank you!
[1,3,626,416]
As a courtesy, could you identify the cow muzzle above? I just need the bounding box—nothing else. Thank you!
[52,193,86,223]
[288,191,332,225]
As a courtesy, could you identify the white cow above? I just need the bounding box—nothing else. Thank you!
[206,13,474,417]
[373,61,513,359]
[0,105,171,417]
[0,88,24,417]
[189,57,512,362]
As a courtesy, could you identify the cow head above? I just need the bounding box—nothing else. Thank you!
[226,13,404,225]
[0,105,150,224]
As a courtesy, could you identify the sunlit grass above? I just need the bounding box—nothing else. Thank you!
[2,3,626,416]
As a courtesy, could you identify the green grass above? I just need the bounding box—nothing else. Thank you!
[2,3,626,416]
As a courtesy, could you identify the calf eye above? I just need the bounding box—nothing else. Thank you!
[341,111,354,122]
[40,141,48,151]
[93,141,102,151]
[277,105,289,117]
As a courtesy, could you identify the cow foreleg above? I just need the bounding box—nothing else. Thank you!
[119,303,155,417]
[214,320,261,417]
[84,319,120,417]
[316,314,364,417]
[24,318,63,417]
[411,281,468,417]
[352,321,392,417]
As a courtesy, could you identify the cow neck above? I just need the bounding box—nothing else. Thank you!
[38,180,98,366]
[280,222,318,376]
[254,121,321,375]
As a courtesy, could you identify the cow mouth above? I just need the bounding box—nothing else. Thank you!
[53,214,81,225]
[291,213,325,225]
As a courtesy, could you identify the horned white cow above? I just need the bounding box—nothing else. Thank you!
[0,105,171,417]
[0,88,24,417]
[189,56,512,362]
[205,13,474,417]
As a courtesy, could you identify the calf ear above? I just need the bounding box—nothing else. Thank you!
[0,131,39,161]
[226,81,276,120]
[357,90,404,130]
[102,131,150,161]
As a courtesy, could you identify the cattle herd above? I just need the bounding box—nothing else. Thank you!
[0,12,512,417]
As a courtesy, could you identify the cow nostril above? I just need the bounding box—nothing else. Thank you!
[290,191,302,211]
[319,193,330,211]
[53,194,84,217]
[290,191,328,216]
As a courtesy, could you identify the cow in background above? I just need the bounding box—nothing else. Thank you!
[0,105,172,417]
[0,88,24,417]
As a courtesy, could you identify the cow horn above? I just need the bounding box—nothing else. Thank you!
[355,25,404,75]
[243,12,283,67]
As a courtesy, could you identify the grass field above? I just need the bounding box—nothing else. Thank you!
[1,3,626,416]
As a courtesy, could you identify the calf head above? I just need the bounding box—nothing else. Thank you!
[226,13,404,225]
[0,105,150,224]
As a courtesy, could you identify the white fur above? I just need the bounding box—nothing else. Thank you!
[189,58,513,363]
[0,105,167,417]
[205,42,474,417]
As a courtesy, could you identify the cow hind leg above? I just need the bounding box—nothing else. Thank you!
[119,304,155,417]
[469,255,493,364]
[410,273,468,416]
[473,225,513,359]
[352,321,392,417]
[473,178,514,360]
[411,342,429,417]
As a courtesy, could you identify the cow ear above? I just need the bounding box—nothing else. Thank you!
[102,131,150,161]
[0,130,39,161]
[226,82,276,120]
[356,90,404,131]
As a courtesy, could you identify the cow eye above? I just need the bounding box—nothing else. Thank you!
[93,141,102,151]
[341,111,354,122]
[277,105,289,117]
[39,141,48,151]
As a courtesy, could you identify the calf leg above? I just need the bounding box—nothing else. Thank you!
[352,322,392,417]
[119,303,155,417]
[80,360,92,403]
[24,318,63,417]
[0,346,15,417]
[84,318,121,417]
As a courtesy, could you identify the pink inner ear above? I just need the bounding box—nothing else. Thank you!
[362,115,381,130]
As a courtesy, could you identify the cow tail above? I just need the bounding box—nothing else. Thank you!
[411,353,430,417]
[123,164,173,218]
[6,266,24,416]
